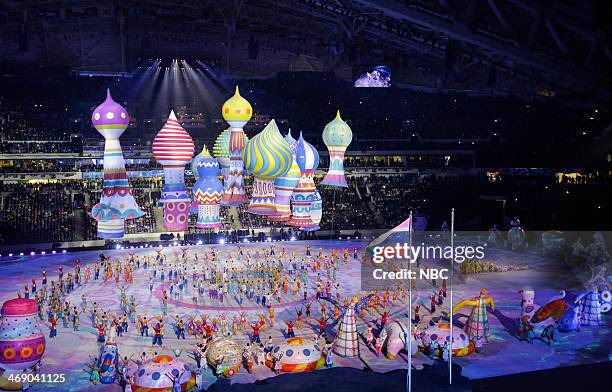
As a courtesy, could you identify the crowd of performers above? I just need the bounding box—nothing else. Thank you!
[19,244,424,388]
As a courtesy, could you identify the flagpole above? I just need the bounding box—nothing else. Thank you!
[407,211,412,392]
[449,208,454,384]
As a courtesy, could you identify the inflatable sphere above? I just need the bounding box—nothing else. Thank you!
[420,322,474,357]
[0,298,46,371]
[268,337,325,372]
[132,355,194,392]
[205,337,242,378]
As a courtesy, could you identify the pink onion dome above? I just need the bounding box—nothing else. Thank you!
[152,110,195,166]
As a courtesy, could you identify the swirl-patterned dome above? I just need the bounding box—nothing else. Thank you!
[222,86,253,123]
[243,119,292,179]
[296,132,319,172]
[285,128,298,156]
[152,110,195,166]
[92,89,129,138]
[323,110,352,148]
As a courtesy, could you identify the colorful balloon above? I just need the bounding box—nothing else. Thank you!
[192,146,224,228]
[90,89,144,238]
[321,110,352,187]
[152,110,195,231]
[243,119,292,215]
[221,86,252,206]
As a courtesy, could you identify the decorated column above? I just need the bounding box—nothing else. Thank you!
[243,119,292,215]
[268,129,301,222]
[152,110,195,231]
[192,146,224,228]
[90,89,144,238]
[287,132,319,229]
[222,86,252,205]
[321,110,353,187]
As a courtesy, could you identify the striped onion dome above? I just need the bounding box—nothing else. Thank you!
[285,128,298,156]
[91,89,129,138]
[296,131,319,172]
[213,127,249,169]
[152,110,195,166]
[323,110,353,148]
[243,119,292,179]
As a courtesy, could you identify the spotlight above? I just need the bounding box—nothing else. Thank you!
[20,253,24,256]
[267,237,272,242]
[197,240,203,245]
[8,254,13,257]
[243,238,249,243]
[41,251,46,255]
[219,239,226,245]
[62,250,67,253]
[30,252,35,256]
[173,241,178,246]
[290,236,296,241]
[116,245,121,249]
[52,251,56,254]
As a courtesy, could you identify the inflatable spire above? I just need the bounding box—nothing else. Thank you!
[221,86,252,205]
[192,146,224,228]
[321,110,352,187]
[268,129,301,222]
[152,110,195,231]
[243,119,292,215]
[287,132,319,230]
[90,89,144,238]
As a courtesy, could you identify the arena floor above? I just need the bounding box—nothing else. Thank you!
[0,239,609,391]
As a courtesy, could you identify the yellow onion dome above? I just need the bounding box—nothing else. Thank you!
[222,86,252,124]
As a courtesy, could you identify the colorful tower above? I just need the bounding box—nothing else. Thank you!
[192,146,224,229]
[287,132,319,229]
[321,110,352,187]
[213,127,231,192]
[269,129,301,222]
[152,110,195,231]
[334,298,359,357]
[90,89,143,238]
[243,119,292,215]
[222,86,252,205]
[307,189,323,231]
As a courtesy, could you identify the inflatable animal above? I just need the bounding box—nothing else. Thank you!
[383,319,418,359]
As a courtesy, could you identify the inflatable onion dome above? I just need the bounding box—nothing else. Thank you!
[91,89,129,138]
[285,128,298,156]
[222,86,252,123]
[192,145,220,180]
[268,337,324,373]
[132,355,194,392]
[296,132,319,172]
[205,337,242,378]
[152,110,195,166]
[243,119,292,179]
[421,322,474,357]
[213,127,232,168]
[1,298,37,316]
[322,110,353,148]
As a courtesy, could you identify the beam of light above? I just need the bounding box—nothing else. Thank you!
[127,59,160,102]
